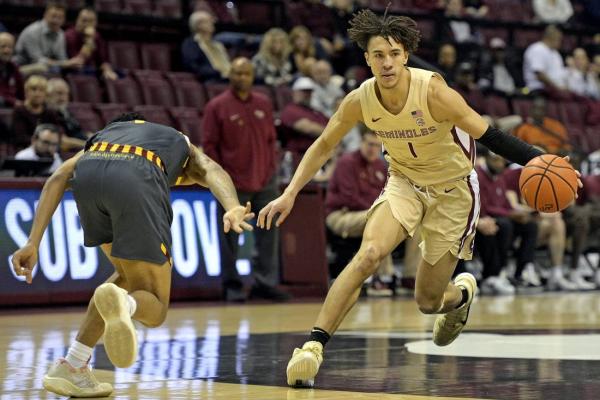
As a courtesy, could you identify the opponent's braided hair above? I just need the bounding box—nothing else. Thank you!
[348,8,420,53]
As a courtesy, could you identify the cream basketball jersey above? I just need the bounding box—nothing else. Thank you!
[358,67,475,186]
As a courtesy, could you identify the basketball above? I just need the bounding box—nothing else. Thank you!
[519,155,578,213]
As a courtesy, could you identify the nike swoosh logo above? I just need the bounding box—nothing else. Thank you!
[372,117,382,122]
[444,188,456,193]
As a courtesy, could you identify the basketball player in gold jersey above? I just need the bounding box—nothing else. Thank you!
[258,10,579,387]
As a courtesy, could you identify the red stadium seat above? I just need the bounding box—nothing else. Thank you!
[253,85,274,102]
[165,73,207,109]
[154,0,182,18]
[139,78,177,107]
[65,0,85,8]
[479,27,510,46]
[95,0,122,13]
[559,101,586,129]
[140,43,172,71]
[414,18,435,41]
[106,77,143,106]
[483,95,510,118]
[107,41,141,70]
[568,127,589,154]
[132,105,174,126]
[130,69,163,81]
[585,126,600,153]
[546,101,561,121]
[237,2,274,29]
[169,107,203,145]
[123,0,153,15]
[511,98,534,119]
[204,82,229,99]
[67,75,103,103]
[68,104,104,133]
[95,103,129,125]
[513,29,543,49]
[0,108,13,130]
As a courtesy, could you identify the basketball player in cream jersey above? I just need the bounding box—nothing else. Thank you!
[258,10,580,387]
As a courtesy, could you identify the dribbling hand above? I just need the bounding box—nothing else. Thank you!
[257,192,295,230]
[11,242,38,284]
[223,201,254,233]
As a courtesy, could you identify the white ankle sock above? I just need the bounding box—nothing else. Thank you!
[127,294,137,317]
[65,341,93,368]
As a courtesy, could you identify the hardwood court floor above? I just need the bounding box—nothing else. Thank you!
[2,292,600,399]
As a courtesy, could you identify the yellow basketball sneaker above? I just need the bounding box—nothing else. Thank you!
[42,358,113,398]
[286,341,323,387]
[433,272,477,346]
[94,283,138,368]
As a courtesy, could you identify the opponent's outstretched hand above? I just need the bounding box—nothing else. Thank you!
[258,192,295,230]
[11,242,38,284]
[223,201,254,233]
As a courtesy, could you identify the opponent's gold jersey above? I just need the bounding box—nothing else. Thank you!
[358,67,475,186]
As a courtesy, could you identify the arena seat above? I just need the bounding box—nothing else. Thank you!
[68,104,104,133]
[95,103,129,125]
[139,78,177,107]
[274,85,293,112]
[132,105,174,126]
[0,108,13,130]
[204,82,230,99]
[483,95,510,118]
[67,75,103,103]
[140,43,172,71]
[95,0,122,13]
[513,28,543,49]
[106,77,143,106]
[585,126,600,153]
[154,0,182,18]
[123,0,153,15]
[165,73,207,109]
[108,41,141,70]
[560,101,586,129]
[168,107,203,145]
[511,98,533,119]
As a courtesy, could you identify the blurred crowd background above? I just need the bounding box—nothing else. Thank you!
[0,0,599,300]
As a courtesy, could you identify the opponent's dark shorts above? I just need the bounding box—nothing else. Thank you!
[71,151,172,265]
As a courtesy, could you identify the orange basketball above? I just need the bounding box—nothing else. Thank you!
[519,155,578,213]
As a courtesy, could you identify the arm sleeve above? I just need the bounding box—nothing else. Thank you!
[181,38,220,81]
[476,125,545,166]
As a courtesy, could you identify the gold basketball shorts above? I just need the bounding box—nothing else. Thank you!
[368,169,480,265]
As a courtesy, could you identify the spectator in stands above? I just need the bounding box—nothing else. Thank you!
[182,10,231,81]
[252,28,293,87]
[14,123,63,175]
[533,0,574,24]
[0,32,24,107]
[65,8,117,81]
[453,62,484,113]
[478,38,520,96]
[325,129,394,295]
[46,78,87,150]
[12,75,59,150]
[565,48,600,99]
[513,97,572,155]
[289,26,328,77]
[310,60,344,117]
[523,25,568,95]
[476,150,540,289]
[441,0,481,45]
[288,0,335,49]
[202,57,289,302]
[13,2,84,76]
[329,0,363,71]
[464,0,489,18]
[503,166,591,290]
[435,43,457,86]
[280,77,329,153]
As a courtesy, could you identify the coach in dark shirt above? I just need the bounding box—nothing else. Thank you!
[202,57,289,302]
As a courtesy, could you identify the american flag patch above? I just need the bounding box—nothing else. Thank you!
[411,110,423,117]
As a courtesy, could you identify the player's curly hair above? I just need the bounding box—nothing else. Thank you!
[348,9,420,53]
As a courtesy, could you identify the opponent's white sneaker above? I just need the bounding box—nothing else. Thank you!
[286,341,323,387]
[433,273,477,346]
[94,283,138,368]
[42,358,113,398]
